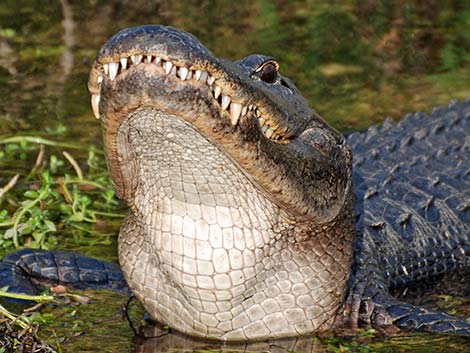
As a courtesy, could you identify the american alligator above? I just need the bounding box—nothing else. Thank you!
[1,25,470,341]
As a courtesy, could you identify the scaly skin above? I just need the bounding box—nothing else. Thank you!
[1,25,469,341]
[340,101,470,333]
[88,25,355,340]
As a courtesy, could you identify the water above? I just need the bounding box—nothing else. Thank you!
[0,0,469,352]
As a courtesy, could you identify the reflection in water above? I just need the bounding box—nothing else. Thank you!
[1,0,469,138]
[0,39,17,75]
[135,325,326,353]
[59,0,75,81]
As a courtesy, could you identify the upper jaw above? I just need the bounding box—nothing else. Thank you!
[88,25,309,144]
[89,25,351,222]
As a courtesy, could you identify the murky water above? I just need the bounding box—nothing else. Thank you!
[0,0,469,352]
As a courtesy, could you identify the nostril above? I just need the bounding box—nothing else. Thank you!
[337,136,345,146]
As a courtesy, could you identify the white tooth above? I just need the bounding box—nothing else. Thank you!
[91,94,100,119]
[108,62,119,80]
[265,127,274,138]
[187,71,193,80]
[230,102,242,126]
[170,65,177,75]
[200,71,208,82]
[179,67,189,80]
[195,70,202,80]
[131,55,143,65]
[262,125,269,133]
[97,75,103,85]
[207,75,215,85]
[221,95,231,111]
[214,85,221,99]
[241,105,247,116]
[255,109,261,117]
[103,64,109,75]
[145,55,153,63]
[120,57,128,70]
[164,61,173,74]
[258,118,265,127]
[155,57,162,65]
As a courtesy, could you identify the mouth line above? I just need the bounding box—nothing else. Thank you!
[90,53,293,143]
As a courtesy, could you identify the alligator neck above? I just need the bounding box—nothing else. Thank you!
[90,25,356,340]
[115,106,355,339]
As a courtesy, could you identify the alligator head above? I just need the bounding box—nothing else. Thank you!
[88,25,355,340]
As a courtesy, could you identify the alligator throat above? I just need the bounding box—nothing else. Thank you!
[117,108,354,339]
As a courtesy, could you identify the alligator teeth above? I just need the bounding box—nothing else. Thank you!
[221,95,231,110]
[230,102,242,126]
[108,62,119,80]
[131,55,143,65]
[97,54,288,143]
[164,61,173,74]
[199,71,208,82]
[179,67,189,80]
[120,57,128,70]
[214,85,221,99]
[265,127,274,138]
[91,94,100,119]
[270,121,280,131]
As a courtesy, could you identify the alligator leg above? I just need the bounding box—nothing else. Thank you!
[338,269,470,334]
[0,248,129,300]
[372,293,470,334]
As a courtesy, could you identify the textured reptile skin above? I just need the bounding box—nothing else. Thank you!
[340,100,470,333]
[0,249,127,297]
[115,108,353,340]
[1,25,469,341]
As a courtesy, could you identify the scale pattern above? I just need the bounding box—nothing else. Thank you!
[117,108,351,340]
[343,100,470,332]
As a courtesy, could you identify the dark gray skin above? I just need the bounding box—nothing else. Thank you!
[343,103,470,333]
[1,25,470,340]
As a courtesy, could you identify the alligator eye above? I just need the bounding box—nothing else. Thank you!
[255,60,279,84]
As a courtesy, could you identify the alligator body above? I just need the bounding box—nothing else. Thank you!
[1,25,470,341]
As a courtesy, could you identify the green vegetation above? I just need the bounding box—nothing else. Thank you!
[0,135,128,351]
[0,136,124,254]
[0,288,141,352]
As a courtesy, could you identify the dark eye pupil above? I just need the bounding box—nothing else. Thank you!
[260,64,277,83]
